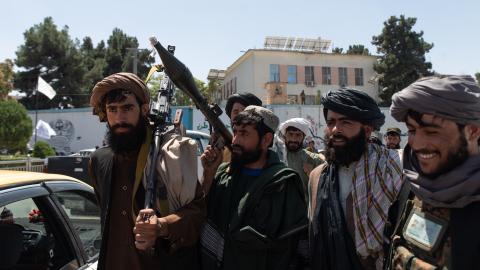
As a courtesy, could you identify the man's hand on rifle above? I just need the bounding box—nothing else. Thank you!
[200,144,223,194]
[133,209,169,251]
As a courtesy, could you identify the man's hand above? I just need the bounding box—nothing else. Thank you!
[200,145,223,194]
[201,145,223,172]
[133,209,168,251]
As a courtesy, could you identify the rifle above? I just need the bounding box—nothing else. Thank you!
[149,36,232,149]
[143,45,180,212]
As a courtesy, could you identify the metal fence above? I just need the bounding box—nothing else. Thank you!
[0,157,45,172]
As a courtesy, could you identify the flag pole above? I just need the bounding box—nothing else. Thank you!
[34,77,38,143]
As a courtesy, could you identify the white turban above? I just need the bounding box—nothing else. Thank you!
[279,118,311,137]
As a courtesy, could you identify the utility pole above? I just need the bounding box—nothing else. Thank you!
[127,48,139,75]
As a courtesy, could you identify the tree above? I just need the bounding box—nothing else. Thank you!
[0,59,14,100]
[346,45,370,55]
[475,73,480,84]
[206,79,222,103]
[32,141,55,158]
[332,47,343,54]
[372,15,433,105]
[146,73,208,106]
[80,37,107,92]
[14,17,88,109]
[103,28,154,79]
[0,100,33,153]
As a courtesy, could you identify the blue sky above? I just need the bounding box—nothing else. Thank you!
[2,0,479,81]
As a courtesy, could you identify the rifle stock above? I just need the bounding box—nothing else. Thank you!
[149,36,232,148]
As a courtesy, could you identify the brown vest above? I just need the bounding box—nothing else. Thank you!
[391,197,451,270]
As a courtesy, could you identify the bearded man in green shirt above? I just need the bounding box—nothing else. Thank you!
[200,106,308,270]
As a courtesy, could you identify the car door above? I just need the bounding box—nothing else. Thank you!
[45,181,101,268]
[0,183,82,269]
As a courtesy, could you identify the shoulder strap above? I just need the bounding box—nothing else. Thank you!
[383,181,413,269]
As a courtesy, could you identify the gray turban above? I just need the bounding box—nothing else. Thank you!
[391,75,480,125]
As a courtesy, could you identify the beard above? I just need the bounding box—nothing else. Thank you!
[325,128,367,166]
[286,140,302,152]
[387,143,401,149]
[416,134,469,179]
[106,117,147,153]
[231,141,263,167]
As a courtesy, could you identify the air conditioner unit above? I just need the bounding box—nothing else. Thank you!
[305,81,315,87]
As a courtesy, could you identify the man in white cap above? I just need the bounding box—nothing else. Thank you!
[279,118,325,193]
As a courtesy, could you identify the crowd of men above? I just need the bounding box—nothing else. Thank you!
[88,73,480,270]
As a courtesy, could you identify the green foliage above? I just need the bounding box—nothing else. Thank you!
[32,141,55,158]
[0,59,14,99]
[14,18,155,109]
[104,28,154,79]
[147,73,210,106]
[15,17,89,109]
[346,45,370,55]
[172,78,208,106]
[332,47,343,54]
[0,100,33,153]
[372,15,433,105]
[475,73,480,84]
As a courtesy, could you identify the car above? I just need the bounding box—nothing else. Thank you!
[0,170,100,270]
[70,148,96,158]
[186,130,210,176]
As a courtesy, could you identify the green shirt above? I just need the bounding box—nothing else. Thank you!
[204,150,308,270]
[286,149,325,193]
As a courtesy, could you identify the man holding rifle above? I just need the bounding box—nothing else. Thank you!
[200,106,308,270]
[89,72,205,270]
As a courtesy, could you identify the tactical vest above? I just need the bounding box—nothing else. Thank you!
[389,196,451,270]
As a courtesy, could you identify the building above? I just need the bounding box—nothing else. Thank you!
[219,36,379,105]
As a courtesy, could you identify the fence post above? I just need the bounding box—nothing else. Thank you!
[26,154,31,171]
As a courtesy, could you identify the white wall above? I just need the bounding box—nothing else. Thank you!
[29,105,406,154]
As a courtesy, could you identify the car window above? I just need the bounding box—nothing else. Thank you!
[54,191,101,262]
[0,197,77,269]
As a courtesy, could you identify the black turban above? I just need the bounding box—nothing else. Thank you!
[391,75,480,125]
[225,93,262,119]
[321,88,385,130]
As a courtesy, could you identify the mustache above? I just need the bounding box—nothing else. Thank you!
[110,123,135,131]
[328,134,348,141]
[414,149,440,155]
[231,144,244,152]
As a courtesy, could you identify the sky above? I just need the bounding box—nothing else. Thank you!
[2,0,479,81]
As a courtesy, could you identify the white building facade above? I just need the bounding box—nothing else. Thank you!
[219,47,379,105]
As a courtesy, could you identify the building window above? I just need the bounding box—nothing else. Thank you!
[270,64,280,82]
[338,67,348,86]
[322,67,331,85]
[287,65,297,84]
[355,68,364,86]
[305,66,314,86]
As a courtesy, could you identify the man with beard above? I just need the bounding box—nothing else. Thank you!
[278,118,325,194]
[200,106,308,270]
[308,88,403,270]
[220,92,262,162]
[384,127,402,149]
[88,73,205,270]
[384,75,480,270]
